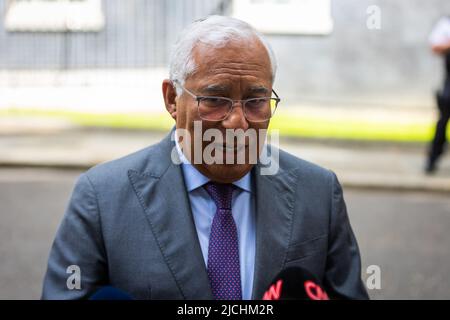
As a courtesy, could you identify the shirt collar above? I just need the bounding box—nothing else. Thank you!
[175,134,252,193]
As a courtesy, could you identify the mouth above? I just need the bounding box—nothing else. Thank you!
[212,143,247,152]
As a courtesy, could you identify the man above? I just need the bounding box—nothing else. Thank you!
[426,16,450,173]
[42,15,368,300]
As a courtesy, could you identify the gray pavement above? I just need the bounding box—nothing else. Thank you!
[347,189,450,299]
[0,168,76,300]
[0,168,449,299]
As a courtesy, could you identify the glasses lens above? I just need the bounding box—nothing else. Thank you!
[244,98,277,121]
[198,97,231,120]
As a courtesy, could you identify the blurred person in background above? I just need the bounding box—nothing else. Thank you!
[426,15,450,174]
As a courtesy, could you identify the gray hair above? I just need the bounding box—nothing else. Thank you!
[169,15,277,95]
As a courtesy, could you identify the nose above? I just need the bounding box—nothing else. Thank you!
[222,102,249,130]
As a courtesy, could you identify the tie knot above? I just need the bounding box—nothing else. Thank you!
[204,182,234,210]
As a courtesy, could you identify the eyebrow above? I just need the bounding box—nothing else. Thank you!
[247,86,269,95]
[200,84,230,95]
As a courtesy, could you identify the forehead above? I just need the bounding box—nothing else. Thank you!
[188,38,272,88]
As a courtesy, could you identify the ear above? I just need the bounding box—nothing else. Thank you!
[162,79,178,120]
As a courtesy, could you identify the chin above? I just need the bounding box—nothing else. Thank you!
[201,163,254,183]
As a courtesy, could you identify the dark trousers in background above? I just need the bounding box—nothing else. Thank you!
[427,85,450,170]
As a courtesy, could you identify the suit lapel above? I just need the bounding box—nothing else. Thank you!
[128,133,213,299]
[251,164,298,299]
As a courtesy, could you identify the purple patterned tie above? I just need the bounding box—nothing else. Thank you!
[204,182,242,300]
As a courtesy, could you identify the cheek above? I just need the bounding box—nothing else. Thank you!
[252,123,269,139]
[188,105,206,129]
[176,103,198,129]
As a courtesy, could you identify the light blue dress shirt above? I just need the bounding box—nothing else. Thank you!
[175,141,256,300]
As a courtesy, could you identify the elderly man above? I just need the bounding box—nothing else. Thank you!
[42,15,368,300]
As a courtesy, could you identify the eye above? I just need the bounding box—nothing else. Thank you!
[200,97,229,108]
[246,98,269,108]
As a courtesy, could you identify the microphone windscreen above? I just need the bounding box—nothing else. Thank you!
[89,286,134,300]
[262,267,329,300]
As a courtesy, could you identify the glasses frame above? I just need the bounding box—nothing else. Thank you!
[172,80,281,122]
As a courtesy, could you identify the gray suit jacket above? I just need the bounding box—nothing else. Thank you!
[42,131,368,300]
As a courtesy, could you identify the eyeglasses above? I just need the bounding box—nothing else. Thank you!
[173,80,280,122]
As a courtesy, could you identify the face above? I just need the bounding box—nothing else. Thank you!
[163,37,273,183]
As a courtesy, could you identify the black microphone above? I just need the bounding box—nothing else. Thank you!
[262,267,329,300]
[89,286,134,300]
